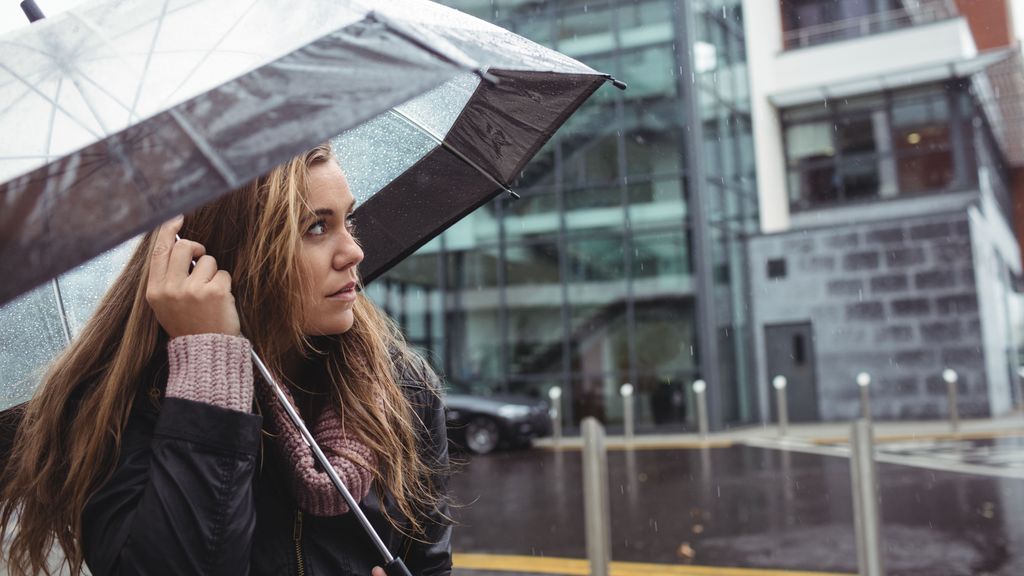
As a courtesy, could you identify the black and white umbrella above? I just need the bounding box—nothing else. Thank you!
[0,0,618,572]
[0,0,617,306]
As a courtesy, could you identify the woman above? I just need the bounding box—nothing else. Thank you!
[0,145,452,575]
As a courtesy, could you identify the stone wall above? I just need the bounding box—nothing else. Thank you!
[747,210,988,420]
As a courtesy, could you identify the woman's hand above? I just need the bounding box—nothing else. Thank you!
[371,567,386,576]
[146,215,241,338]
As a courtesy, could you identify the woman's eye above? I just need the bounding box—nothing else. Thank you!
[307,220,327,236]
[345,215,357,232]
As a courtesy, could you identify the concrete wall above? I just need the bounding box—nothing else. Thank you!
[748,209,990,421]
[741,0,789,233]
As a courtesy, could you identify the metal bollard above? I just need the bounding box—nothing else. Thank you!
[549,386,563,448]
[942,369,960,433]
[773,376,789,437]
[693,379,709,438]
[620,383,634,445]
[581,417,611,576]
[857,372,872,421]
[849,419,884,576]
[1016,368,1024,414]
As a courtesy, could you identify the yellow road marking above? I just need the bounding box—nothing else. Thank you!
[453,553,854,576]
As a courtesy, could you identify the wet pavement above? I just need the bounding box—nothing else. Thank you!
[449,438,1024,575]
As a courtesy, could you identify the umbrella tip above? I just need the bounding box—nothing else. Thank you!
[605,75,627,91]
[21,0,45,22]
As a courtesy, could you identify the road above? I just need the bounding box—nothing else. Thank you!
[449,437,1024,576]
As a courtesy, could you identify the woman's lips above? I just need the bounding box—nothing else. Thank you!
[327,282,357,302]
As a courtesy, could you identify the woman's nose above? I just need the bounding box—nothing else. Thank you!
[333,233,364,271]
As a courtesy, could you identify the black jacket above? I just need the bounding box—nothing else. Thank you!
[81,355,452,576]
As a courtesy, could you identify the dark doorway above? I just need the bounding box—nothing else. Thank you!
[765,322,819,422]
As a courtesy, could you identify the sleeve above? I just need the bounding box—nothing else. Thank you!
[401,362,454,576]
[81,334,262,576]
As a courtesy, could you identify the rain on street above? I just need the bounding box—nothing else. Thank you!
[450,437,1024,576]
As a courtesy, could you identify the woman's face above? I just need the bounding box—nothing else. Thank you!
[297,160,364,335]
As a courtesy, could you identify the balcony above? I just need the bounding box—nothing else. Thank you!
[782,0,959,50]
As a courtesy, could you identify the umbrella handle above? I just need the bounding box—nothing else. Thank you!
[384,557,413,576]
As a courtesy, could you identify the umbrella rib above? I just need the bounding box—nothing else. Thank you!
[386,109,519,199]
[128,0,171,125]
[157,0,262,111]
[72,71,141,123]
[0,63,103,140]
[50,279,73,345]
[168,109,239,188]
[44,76,63,157]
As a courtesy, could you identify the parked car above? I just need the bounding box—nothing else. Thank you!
[444,393,551,455]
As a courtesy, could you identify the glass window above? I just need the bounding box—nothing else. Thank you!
[564,184,621,212]
[634,301,695,375]
[446,249,499,290]
[627,176,686,227]
[892,89,954,193]
[788,164,839,207]
[565,234,625,283]
[506,239,561,286]
[503,190,560,242]
[569,309,630,376]
[631,228,690,280]
[620,45,677,100]
[507,305,565,375]
[555,3,614,57]
[783,83,971,208]
[454,306,503,382]
[624,100,682,176]
[560,90,619,187]
[785,121,834,166]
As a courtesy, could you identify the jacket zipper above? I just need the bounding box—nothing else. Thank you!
[293,509,306,576]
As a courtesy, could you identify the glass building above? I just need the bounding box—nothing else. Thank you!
[366,0,760,431]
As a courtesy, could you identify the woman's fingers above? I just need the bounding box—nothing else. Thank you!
[168,236,206,283]
[188,255,218,284]
[148,215,184,284]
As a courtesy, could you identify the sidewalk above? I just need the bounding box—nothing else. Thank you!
[532,413,1024,450]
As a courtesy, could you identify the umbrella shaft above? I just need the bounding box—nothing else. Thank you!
[249,350,394,563]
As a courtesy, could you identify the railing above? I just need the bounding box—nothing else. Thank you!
[782,0,959,50]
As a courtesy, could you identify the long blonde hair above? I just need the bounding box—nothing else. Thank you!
[0,145,445,575]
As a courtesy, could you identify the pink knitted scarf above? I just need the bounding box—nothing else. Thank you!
[253,377,378,517]
[164,334,377,517]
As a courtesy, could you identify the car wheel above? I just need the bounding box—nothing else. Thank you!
[465,416,500,455]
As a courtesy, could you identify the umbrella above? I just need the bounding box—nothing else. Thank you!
[0,0,618,572]
[0,0,616,306]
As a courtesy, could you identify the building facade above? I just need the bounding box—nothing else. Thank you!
[368,0,760,431]
[743,0,1024,420]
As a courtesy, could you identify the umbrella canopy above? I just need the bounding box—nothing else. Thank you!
[0,0,614,401]
[0,0,609,307]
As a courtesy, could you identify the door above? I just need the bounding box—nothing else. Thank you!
[765,322,819,422]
